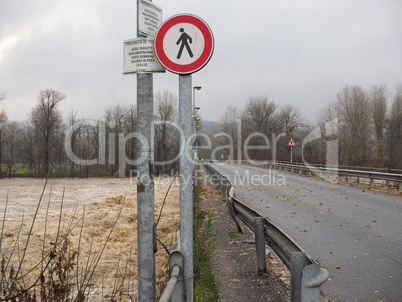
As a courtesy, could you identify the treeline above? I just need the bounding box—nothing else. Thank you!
[199,83,402,169]
[1,83,401,178]
[0,89,181,178]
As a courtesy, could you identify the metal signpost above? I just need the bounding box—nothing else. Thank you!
[123,1,163,301]
[288,138,296,163]
[155,14,214,302]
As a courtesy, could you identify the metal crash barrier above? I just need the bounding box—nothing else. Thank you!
[204,163,329,302]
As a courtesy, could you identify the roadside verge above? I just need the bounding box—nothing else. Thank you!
[198,180,290,302]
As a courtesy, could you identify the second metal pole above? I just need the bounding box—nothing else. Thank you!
[136,73,155,302]
[179,74,194,301]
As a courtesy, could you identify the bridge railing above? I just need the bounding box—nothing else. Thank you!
[218,160,402,192]
[204,163,329,302]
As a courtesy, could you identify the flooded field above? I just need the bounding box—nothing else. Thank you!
[0,177,180,300]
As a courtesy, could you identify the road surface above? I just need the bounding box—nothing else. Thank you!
[209,163,401,302]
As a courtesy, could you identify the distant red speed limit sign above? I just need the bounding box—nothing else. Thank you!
[154,14,214,74]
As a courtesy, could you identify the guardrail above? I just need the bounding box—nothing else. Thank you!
[205,163,329,302]
[159,240,185,302]
[232,160,402,174]
[225,160,402,192]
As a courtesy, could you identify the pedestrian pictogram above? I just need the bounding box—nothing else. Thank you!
[155,14,214,74]
[288,138,296,147]
[177,28,193,59]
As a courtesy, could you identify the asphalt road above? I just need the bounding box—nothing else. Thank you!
[209,163,402,302]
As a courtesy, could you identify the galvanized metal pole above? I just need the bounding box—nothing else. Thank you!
[179,74,194,302]
[290,146,293,163]
[136,1,155,301]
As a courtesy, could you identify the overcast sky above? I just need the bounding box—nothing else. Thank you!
[1,0,401,124]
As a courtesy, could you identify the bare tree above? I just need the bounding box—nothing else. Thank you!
[313,101,339,164]
[279,104,306,135]
[67,108,81,177]
[0,91,8,178]
[370,84,388,140]
[368,84,388,165]
[277,104,307,155]
[242,95,279,134]
[30,89,65,175]
[386,83,402,168]
[336,85,370,166]
[104,104,127,173]
[154,90,178,175]
[219,105,240,159]
[241,95,280,159]
[20,121,38,173]
[122,105,137,173]
[2,121,21,178]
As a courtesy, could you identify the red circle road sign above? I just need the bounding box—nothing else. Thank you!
[154,14,214,74]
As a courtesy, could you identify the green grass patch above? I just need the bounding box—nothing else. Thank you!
[193,184,219,302]
[228,229,240,237]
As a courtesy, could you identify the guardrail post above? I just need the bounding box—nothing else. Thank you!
[301,264,329,302]
[227,196,243,234]
[399,181,402,193]
[290,251,306,302]
[254,217,267,273]
[370,167,375,187]
[218,176,222,194]
[222,180,227,201]
[385,167,389,186]
[356,166,360,183]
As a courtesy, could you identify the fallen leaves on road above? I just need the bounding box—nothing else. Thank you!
[335,266,341,269]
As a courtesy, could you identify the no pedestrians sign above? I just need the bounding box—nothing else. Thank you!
[154,14,214,74]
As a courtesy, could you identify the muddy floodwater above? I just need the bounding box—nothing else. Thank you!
[0,177,180,300]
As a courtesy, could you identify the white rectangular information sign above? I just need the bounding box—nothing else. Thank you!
[138,0,162,37]
[123,38,165,74]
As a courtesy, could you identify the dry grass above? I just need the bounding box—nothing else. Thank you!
[0,177,180,301]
